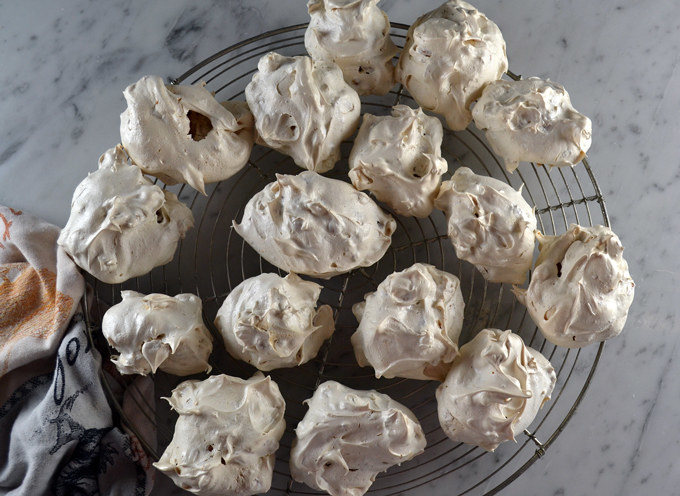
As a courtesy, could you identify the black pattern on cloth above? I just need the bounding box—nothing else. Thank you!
[0,374,52,419]
[0,320,148,495]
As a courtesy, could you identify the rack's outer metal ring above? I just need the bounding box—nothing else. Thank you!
[84,23,608,496]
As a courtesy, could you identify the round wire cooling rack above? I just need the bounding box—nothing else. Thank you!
[83,23,608,496]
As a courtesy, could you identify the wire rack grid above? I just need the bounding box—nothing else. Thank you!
[84,22,608,496]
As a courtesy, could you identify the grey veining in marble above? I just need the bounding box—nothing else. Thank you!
[1,0,679,495]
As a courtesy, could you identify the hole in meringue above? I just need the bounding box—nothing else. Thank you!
[556,262,562,277]
[410,156,430,178]
[187,110,213,141]
[463,39,482,47]
[279,113,299,139]
[544,306,557,321]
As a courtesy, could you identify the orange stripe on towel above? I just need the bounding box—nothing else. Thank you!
[0,264,73,376]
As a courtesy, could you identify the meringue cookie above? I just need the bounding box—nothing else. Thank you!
[305,0,398,95]
[57,145,194,284]
[214,273,335,371]
[472,77,592,172]
[436,329,556,452]
[351,263,464,380]
[513,225,635,348]
[434,167,536,284]
[348,105,448,217]
[154,373,286,496]
[233,171,396,279]
[245,52,361,173]
[396,0,508,131]
[101,290,212,376]
[120,75,254,194]
[290,381,426,496]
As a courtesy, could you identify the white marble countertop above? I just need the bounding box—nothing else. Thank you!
[1,1,678,495]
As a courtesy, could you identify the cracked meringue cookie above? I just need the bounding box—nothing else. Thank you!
[435,167,536,284]
[348,105,448,217]
[214,273,335,371]
[396,0,508,131]
[245,52,361,173]
[513,225,635,348]
[154,373,286,496]
[351,263,464,380]
[233,171,396,279]
[436,329,556,452]
[57,145,194,284]
[120,75,254,194]
[290,381,426,496]
[101,290,212,376]
[305,0,398,96]
[472,77,592,172]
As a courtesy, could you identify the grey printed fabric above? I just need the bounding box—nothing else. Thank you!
[0,206,151,495]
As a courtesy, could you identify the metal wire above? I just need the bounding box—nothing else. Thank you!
[83,23,608,495]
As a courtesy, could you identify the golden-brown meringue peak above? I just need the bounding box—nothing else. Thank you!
[396,0,507,131]
[472,77,592,172]
[154,373,286,496]
[290,381,426,496]
[233,171,395,279]
[245,52,361,173]
[214,272,335,371]
[120,75,254,194]
[101,290,212,376]
[57,145,194,284]
[348,105,448,217]
[435,167,536,284]
[351,263,464,380]
[513,224,635,348]
[305,0,398,95]
[436,329,556,451]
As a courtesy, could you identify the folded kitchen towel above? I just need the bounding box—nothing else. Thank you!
[0,206,83,384]
[0,206,152,495]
